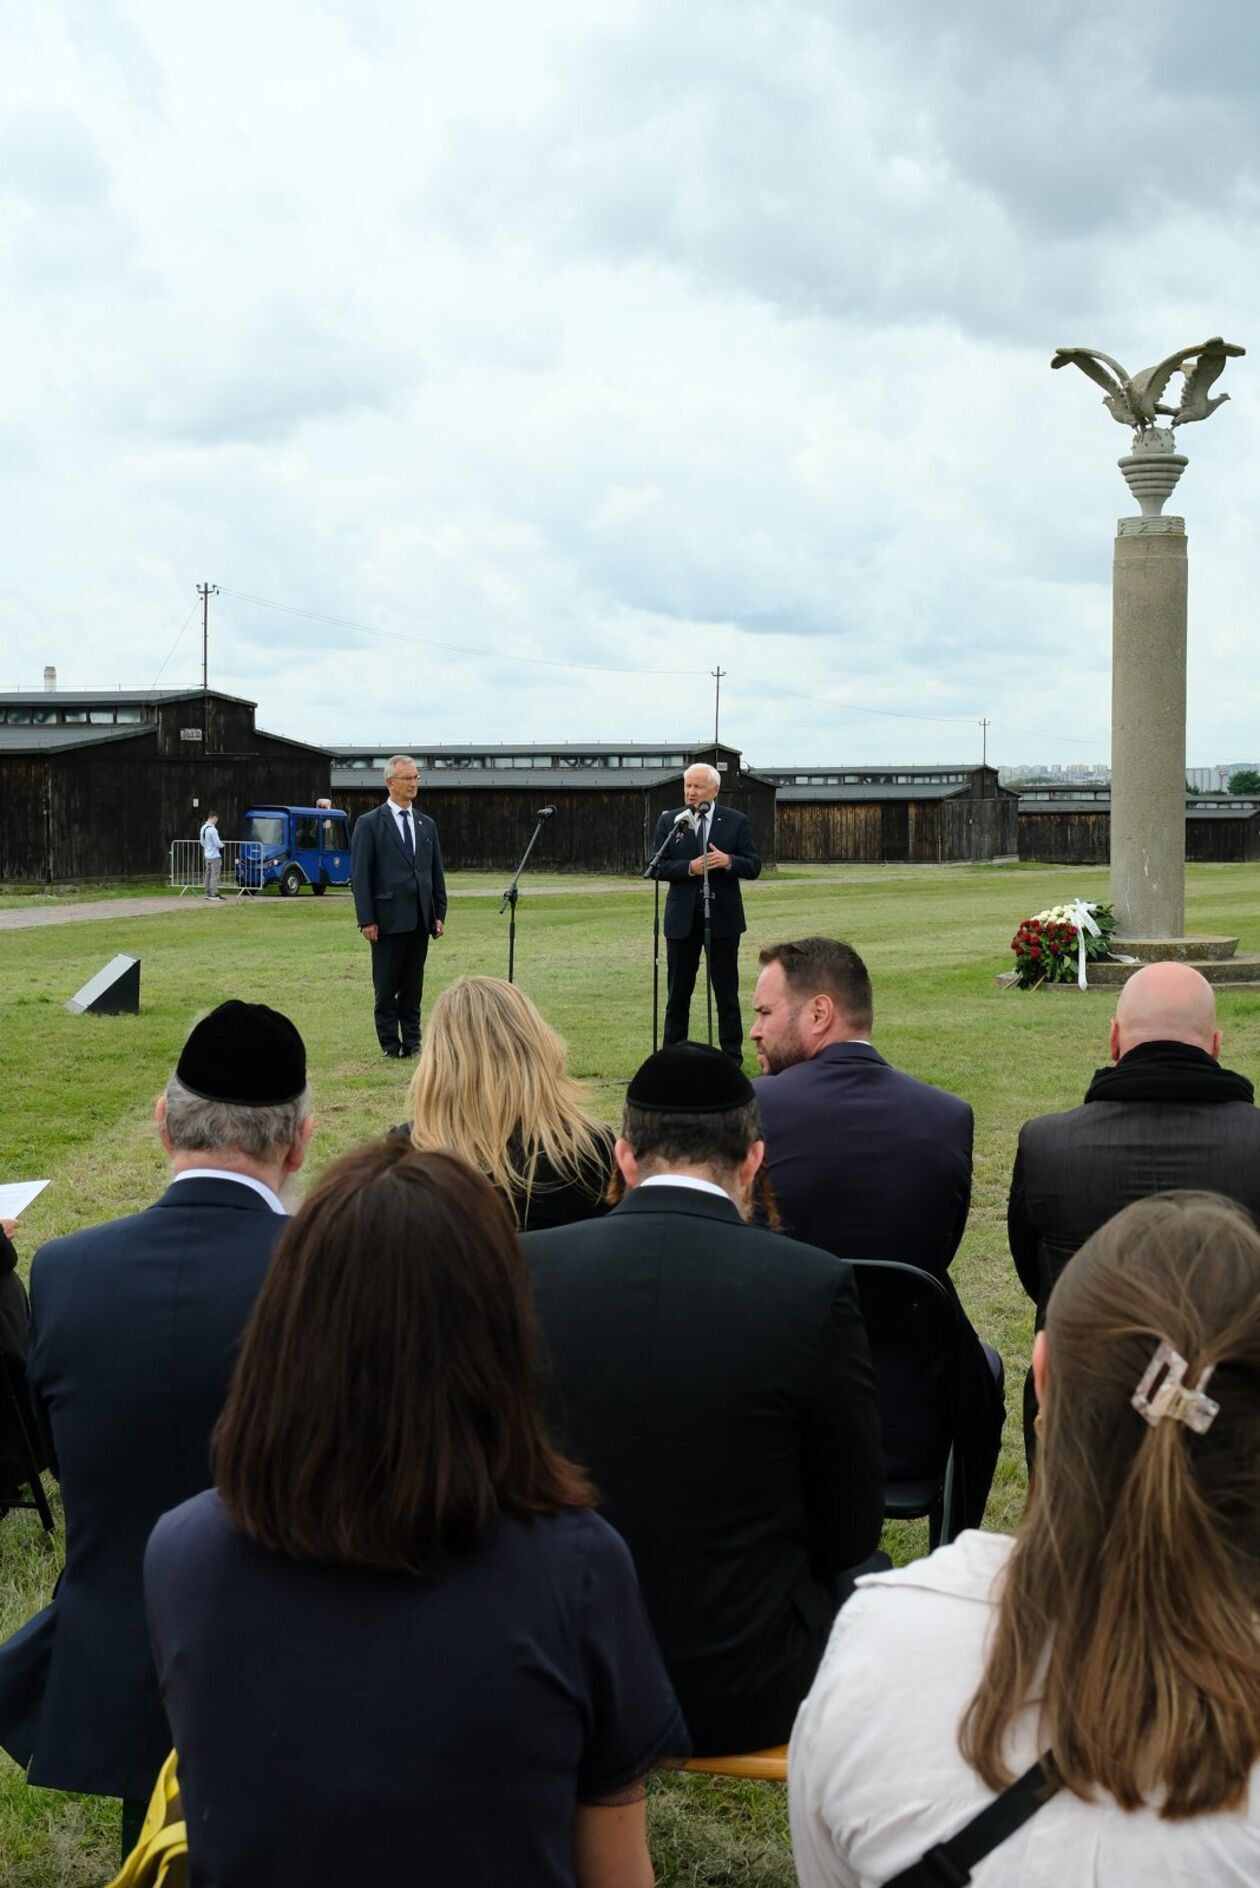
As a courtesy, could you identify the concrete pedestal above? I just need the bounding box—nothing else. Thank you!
[1110,523,1187,937]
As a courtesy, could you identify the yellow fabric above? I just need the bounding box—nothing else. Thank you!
[107,1751,189,1888]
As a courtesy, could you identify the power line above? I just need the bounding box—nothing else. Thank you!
[217,588,707,679]
[149,603,200,690]
[216,584,1108,746]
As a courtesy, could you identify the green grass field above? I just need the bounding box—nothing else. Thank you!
[2,861,1258,1884]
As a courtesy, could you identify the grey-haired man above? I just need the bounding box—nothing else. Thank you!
[0,1002,313,1850]
[350,755,447,1058]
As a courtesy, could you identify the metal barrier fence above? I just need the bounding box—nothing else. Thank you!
[168,840,262,898]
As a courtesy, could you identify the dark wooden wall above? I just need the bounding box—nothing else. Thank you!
[1018,810,1260,865]
[0,760,53,881]
[938,797,1018,861]
[1017,811,1110,864]
[153,697,259,757]
[337,774,779,875]
[1186,816,1259,863]
[776,796,1015,864]
[0,744,331,881]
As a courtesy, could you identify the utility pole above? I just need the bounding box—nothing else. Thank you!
[979,717,990,768]
[712,666,726,758]
[198,582,219,749]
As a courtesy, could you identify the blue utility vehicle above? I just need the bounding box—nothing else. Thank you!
[237,806,352,897]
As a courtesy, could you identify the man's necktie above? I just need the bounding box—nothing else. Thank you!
[696,812,708,853]
[400,812,415,860]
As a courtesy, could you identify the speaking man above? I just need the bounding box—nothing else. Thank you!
[350,755,447,1059]
[649,762,760,1061]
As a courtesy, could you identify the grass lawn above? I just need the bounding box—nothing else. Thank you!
[2,861,1258,1884]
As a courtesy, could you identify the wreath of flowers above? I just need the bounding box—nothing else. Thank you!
[1010,901,1117,988]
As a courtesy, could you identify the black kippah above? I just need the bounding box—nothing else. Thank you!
[626,1042,755,1113]
[176,1000,307,1106]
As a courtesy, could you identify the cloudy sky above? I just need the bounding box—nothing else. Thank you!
[4,1,1259,768]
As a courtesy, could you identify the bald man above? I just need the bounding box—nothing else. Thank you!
[1008,962,1260,1456]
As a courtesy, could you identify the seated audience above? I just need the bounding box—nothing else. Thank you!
[750,937,1003,1531]
[145,1141,684,1887]
[404,975,614,1230]
[1009,960,1260,1457]
[0,1002,312,1853]
[524,1043,884,1756]
[790,1192,1260,1883]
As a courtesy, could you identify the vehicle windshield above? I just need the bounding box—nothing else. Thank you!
[243,815,286,849]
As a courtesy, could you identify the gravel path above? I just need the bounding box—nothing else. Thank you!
[0,872,915,932]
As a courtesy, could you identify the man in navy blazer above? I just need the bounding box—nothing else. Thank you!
[351,754,447,1058]
[0,1003,313,1841]
[649,762,761,1060]
[751,937,1003,1532]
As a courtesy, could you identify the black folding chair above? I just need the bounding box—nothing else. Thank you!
[0,1349,55,1536]
[846,1259,960,1551]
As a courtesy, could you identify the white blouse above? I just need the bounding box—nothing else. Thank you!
[789,1530,1260,1887]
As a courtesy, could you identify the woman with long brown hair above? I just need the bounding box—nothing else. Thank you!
[143,1140,684,1887]
[403,975,615,1231]
[789,1191,1260,1885]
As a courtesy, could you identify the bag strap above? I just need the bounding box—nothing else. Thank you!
[881,1757,1058,1887]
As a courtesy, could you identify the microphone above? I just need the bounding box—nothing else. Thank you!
[696,801,712,818]
[672,807,695,828]
[536,806,556,819]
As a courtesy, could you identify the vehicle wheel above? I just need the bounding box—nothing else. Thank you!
[279,866,303,898]
[311,881,327,896]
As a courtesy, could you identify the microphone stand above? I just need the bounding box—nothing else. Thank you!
[642,813,692,1052]
[699,806,715,1048]
[500,808,554,983]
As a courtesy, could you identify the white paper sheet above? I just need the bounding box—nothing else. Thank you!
[0,1179,50,1219]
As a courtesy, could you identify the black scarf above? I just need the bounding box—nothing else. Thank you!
[1084,1038,1254,1106]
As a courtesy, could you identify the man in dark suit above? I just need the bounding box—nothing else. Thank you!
[0,1003,313,1850]
[1009,960,1260,1457]
[750,937,1003,1533]
[649,762,760,1060]
[524,1043,883,1756]
[351,754,447,1058]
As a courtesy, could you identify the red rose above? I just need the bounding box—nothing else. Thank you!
[1029,946,1042,959]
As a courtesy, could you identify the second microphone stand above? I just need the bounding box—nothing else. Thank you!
[500,807,554,983]
[698,805,715,1048]
[642,815,683,1051]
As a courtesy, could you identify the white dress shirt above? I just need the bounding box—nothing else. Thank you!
[637,1174,732,1202]
[169,1168,287,1215]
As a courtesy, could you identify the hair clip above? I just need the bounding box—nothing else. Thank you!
[1131,1340,1219,1436]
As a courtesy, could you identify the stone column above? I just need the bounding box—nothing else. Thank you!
[1109,431,1188,938]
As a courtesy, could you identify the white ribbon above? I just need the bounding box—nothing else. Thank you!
[1067,898,1102,989]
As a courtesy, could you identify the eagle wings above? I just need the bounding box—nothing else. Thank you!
[1051,338,1245,428]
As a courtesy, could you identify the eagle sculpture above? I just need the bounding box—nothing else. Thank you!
[1051,338,1245,428]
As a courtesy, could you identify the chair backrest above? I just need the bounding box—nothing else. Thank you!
[0,1348,55,1532]
[845,1259,960,1483]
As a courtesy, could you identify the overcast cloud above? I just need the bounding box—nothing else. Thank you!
[3,0,1259,768]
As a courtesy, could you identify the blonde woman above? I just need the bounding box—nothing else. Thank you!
[403,977,614,1231]
[789,1191,1260,1886]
